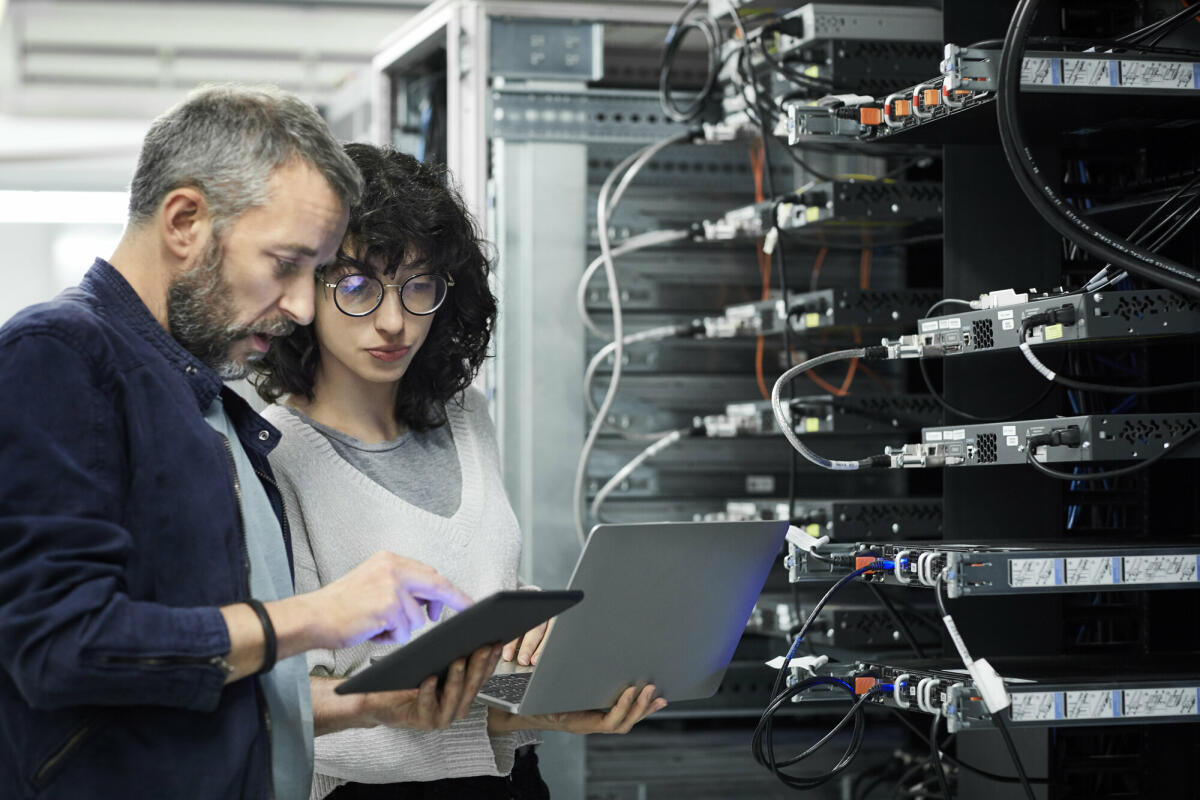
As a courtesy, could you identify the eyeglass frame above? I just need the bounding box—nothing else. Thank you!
[321,270,455,318]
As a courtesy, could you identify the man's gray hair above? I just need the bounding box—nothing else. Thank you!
[128,83,363,233]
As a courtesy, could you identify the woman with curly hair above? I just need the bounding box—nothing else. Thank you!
[253,143,663,800]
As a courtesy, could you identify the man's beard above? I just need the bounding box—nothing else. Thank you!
[167,237,295,380]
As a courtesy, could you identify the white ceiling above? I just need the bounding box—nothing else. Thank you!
[0,0,426,189]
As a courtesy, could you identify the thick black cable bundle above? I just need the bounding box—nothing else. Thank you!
[752,677,875,790]
[996,0,1200,300]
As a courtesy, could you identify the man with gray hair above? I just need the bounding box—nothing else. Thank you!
[0,84,499,799]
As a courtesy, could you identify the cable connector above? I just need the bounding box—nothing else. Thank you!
[879,335,945,360]
[766,653,829,674]
[970,288,1029,310]
[1021,302,1078,333]
[967,658,1011,714]
[1027,425,1082,450]
[785,524,831,553]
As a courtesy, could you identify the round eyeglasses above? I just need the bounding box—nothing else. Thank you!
[324,272,453,317]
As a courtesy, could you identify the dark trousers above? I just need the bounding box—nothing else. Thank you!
[326,746,550,800]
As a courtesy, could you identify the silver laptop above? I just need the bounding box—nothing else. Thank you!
[477,520,788,715]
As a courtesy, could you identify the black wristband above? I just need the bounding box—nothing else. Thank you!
[245,599,277,675]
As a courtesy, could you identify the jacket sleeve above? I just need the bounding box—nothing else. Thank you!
[0,330,231,712]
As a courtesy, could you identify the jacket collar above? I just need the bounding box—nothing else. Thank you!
[81,258,224,410]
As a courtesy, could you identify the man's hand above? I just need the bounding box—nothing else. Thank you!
[221,552,472,683]
[313,644,502,736]
[488,684,666,735]
[501,619,550,667]
[306,551,473,650]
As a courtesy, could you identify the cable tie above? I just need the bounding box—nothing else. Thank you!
[968,658,1012,714]
[765,654,829,674]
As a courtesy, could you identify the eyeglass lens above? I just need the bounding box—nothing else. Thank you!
[333,273,448,316]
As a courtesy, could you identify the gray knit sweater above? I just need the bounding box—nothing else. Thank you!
[263,388,531,797]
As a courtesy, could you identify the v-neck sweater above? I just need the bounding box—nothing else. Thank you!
[262,388,527,796]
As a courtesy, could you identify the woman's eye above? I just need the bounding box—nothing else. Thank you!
[275,259,299,277]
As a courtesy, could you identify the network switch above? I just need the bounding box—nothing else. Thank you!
[894,413,1200,469]
[819,657,1200,732]
[796,541,1200,597]
[700,394,941,438]
[703,288,941,338]
[912,289,1200,356]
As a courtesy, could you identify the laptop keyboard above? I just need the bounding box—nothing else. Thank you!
[481,673,531,704]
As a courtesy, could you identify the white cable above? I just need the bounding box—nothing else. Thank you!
[917,677,938,713]
[588,427,690,521]
[576,229,691,339]
[769,347,871,471]
[893,674,912,708]
[894,550,912,584]
[584,325,686,418]
[572,132,692,545]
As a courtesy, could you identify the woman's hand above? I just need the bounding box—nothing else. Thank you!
[360,644,501,731]
[501,619,551,666]
[488,684,666,735]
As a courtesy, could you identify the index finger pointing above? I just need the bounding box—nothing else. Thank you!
[404,575,474,613]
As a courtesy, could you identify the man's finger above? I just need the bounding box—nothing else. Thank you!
[618,685,657,733]
[531,619,555,665]
[425,599,444,623]
[458,646,495,719]
[603,686,638,730]
[501,636,521,662]
[403,575,474,614]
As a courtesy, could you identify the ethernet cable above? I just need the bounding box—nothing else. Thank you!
[575,229,692,339]
[572,131,694,546]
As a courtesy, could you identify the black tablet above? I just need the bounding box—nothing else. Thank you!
[335,590,583,694]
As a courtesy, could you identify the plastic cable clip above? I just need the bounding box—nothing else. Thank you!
[765,654,829,675]
[967,657,1011,714]
[785,525,830,553]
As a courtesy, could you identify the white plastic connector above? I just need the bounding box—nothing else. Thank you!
[967,658,1012,714]
[893,673,912,708]
[766,654,829,675]
[970,288,1029,310]
[786,525,831,553]
[894,550,913,584]
[917,677,939,713]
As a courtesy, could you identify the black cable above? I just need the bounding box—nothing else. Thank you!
[752,677,874,790]
[866,582,927,659]
[996,0,1200,300]
[1024,425,1200,480]
[928,712,953,800]
[1018,326,1200,395]
[1120,3,1200,45]
[884,707,1053,785]
[659,0,721,124]
[993,713,1037,800]
[920,358,1058,422]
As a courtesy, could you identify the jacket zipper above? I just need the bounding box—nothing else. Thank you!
[218,433,275,800]
[253,467,292,567]
[32,719,96,788]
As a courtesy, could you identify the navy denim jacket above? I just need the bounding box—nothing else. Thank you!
[0,259,292,799]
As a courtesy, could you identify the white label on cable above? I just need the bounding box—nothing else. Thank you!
[1002,319,1015,331]
[746,475,775,494]
[938,318,962,330]
[1009,692,1059,721]
[1006,435,1019,447]
[1009,558,1057,587]
[921,321,939,332]
[997,309,1014,320]
[1066,690,1116,720]
[926,430,944,442]
[1002,426,1017,437]
[1122,688,1199,717]
[1120,61,1195,90]
[949,429,966,441]
[1121,555,1198,584]
[1065,557,1113,586]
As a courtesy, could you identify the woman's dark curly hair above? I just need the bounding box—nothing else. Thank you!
[252,143,497,430]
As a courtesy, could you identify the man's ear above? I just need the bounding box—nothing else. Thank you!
[159,187,212,264]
